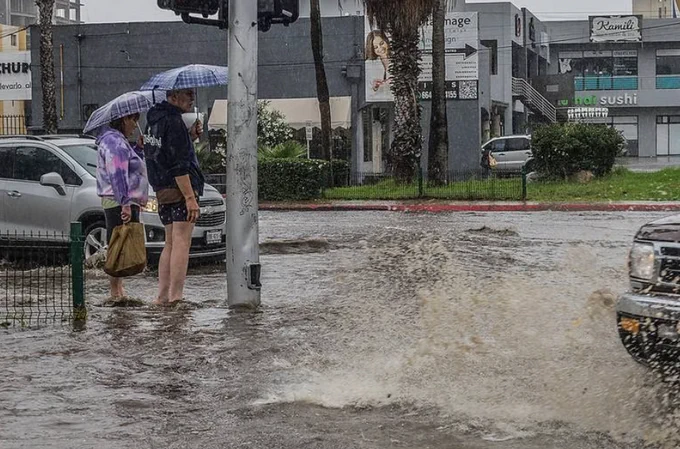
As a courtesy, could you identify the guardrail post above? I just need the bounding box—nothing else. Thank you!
[69,222,87,321]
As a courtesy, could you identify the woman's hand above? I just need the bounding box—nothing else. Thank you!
[121,205,132,224]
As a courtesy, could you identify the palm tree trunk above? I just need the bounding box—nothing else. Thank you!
[310,0,332,162]
[388,28,422,183]
[428,0,449,185]
[37,0,58,134]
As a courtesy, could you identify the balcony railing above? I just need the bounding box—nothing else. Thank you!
[574,76,638,91]
[657,75,680,89]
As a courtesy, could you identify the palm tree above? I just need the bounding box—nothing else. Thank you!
[310,0,333,161]
[364,0,436,182]
[36,0,58,134]
[428,0,449,185]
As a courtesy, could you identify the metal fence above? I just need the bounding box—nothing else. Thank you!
[0,115,27,135]
[326,170,526,201]
[1,223,86,327]
[206,169,526,201]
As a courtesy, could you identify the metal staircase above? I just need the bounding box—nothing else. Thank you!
[512,77,557,123]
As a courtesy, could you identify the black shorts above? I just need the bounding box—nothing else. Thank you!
[159,201,190,226]
[104,205,141,245]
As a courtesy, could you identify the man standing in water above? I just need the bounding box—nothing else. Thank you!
[144,89,205,306]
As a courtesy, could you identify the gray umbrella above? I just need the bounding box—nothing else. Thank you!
[83,90,166,134]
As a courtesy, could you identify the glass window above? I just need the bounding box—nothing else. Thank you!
[656,56,680,75]
[58,144,97,177]
[491,140,506,152]
[506,138,530,151]
[656,50,680,75]
[561,51,638,77]
[0,147,14,179]
[608,116,638,141]
[13,147,80,185]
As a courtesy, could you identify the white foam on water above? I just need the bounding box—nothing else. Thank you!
[257,229,676,445]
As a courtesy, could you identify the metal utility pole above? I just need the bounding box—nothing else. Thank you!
[226,0,261,308]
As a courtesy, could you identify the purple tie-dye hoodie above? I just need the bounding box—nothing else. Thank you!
[96,126,149,207]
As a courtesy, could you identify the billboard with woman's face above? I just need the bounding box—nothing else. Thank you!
[365,26,394,102]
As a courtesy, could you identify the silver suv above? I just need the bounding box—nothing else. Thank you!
[0,135,226,262]
[481,135,533,173]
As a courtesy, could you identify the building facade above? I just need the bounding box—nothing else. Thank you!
[468,2,553,138]
[0,0,81,27]
[539,16,680,157]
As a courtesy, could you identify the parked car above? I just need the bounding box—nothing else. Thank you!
[481,135,533,173]
[0,135,226,263]
[617,214,680,368]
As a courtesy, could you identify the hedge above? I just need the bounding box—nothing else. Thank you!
[259,159,349,201]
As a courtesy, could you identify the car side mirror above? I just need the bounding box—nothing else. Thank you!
[40,172,66,196]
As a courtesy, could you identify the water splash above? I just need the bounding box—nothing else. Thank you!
[257,226,672,445]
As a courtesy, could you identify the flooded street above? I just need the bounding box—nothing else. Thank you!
[3,211,680,448]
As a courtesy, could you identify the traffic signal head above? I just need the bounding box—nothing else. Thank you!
[157,0,220,18]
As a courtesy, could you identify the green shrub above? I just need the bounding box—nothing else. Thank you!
[531,123,625,179]
[258,159,351,201]
[259,140,307,160]
[258,101,294,148]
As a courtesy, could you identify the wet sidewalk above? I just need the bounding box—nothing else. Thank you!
[616,156,680,172]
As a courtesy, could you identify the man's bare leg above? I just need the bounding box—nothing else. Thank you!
[168,221,194,304]
[153,224,173,306]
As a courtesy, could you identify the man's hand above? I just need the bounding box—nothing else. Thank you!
[121,205,132,224]
[137,134,144,148]
[186,197,200,223]
[190,120,203,141]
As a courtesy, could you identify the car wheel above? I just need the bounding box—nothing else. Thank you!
[83,220,107,262]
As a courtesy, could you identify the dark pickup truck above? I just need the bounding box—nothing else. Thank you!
[617,214,680,367]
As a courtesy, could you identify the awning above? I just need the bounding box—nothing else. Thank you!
[208,97,352,130]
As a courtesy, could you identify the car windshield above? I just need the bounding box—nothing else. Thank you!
[58,144,98,177]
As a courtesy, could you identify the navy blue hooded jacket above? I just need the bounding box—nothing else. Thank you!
[144,101,205,196]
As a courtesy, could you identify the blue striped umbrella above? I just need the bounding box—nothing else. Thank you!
[83,90,166,134]
[139,64,228,91]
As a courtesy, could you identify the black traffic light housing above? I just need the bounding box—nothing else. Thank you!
[157,0,299,32]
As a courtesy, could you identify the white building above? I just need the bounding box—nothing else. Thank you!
[633,0,677,19]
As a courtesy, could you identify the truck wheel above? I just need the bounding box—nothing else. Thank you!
[618,328,651,367]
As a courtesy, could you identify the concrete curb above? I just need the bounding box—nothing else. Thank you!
[259,202,680,213]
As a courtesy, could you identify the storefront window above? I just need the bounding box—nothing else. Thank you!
[608,116,638,157]
[656,50,680,89]
[560,50,638,91]
[656,115,680,155]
